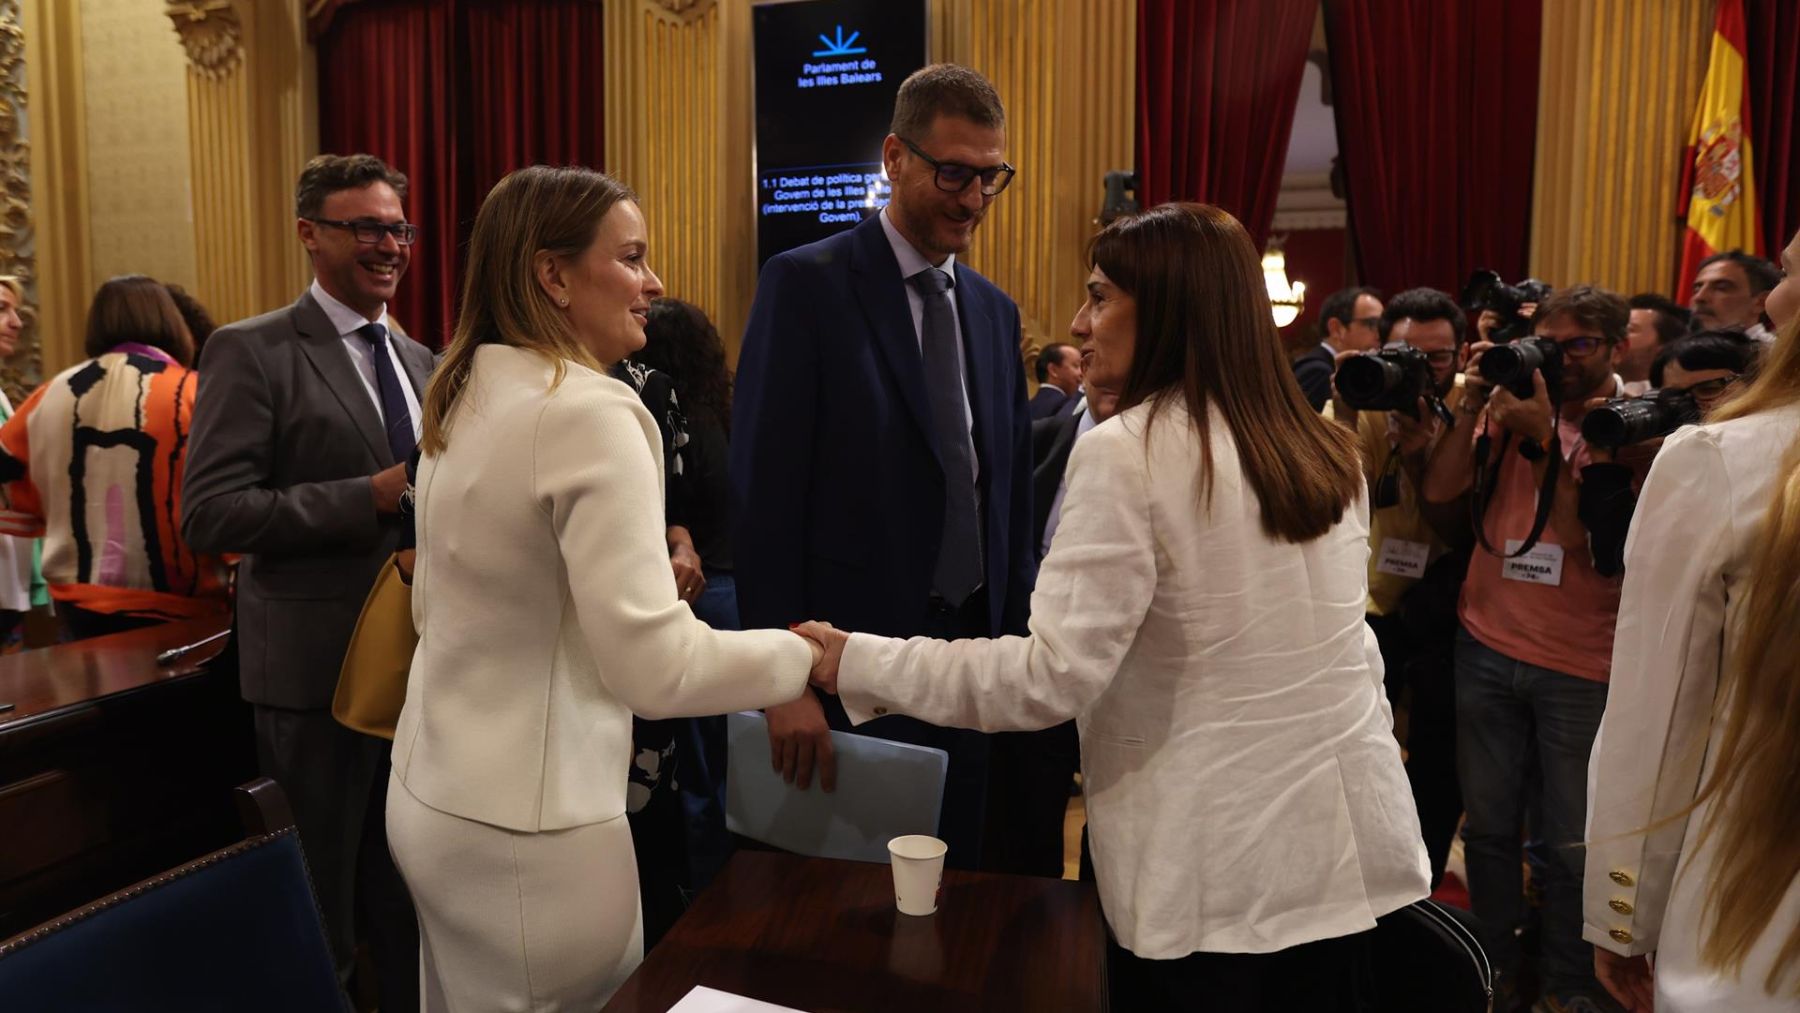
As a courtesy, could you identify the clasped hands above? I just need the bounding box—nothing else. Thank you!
[763,621,850,793]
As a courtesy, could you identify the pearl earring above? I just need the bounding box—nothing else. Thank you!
[558,297,569,306]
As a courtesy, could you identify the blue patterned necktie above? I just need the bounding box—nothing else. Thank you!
[358,322,416,466]
[910,267,983,606]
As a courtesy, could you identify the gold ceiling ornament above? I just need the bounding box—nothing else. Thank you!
[0,1,36,400]
[648,0,717,25]
[166,0,244,80]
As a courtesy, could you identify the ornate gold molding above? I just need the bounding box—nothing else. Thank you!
[167,0,244,81]
[1,0,37,399]
[648,0,717,26]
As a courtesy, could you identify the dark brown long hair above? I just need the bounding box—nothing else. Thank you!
[1094,203,1360,542]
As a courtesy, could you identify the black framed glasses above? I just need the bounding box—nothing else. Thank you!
[311,218,419,246]
[1670,374,1741,399]
[899,137,1016,196]
[1554,335,1606,358]
[1421,349,1459,367]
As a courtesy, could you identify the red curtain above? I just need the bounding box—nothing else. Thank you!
[317,0,605,347]
[1746,0,1799,253]
[1136,0,1318,249]
[1323,0,1540,296]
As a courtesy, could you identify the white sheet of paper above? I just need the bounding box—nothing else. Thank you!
[664,985,811,1013]
[1501,539,1564,586]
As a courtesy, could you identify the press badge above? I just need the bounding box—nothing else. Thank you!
[1376,538,1430,579]
[1502,540,1564,586]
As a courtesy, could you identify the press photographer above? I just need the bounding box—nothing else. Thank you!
[1327,287,1469,887]
[1420,284,1643,1012]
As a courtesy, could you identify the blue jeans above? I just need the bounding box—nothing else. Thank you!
[1454,627,1608,1001]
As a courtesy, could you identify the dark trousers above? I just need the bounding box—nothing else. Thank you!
[1080,827,1376,1012]
[982,720,1078,877]
[253,705,419,1012]
[1366,608,1462,888]
[1109,931,1377,1012]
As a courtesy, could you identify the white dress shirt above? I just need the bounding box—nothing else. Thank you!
[1585,403,1800,1012]
[1039,405,1098,557]
[838,398,1429,958]
[310,279,422,441]
[879,208,976,482]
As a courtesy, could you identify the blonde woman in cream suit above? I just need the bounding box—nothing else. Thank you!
[386,166,818,1011]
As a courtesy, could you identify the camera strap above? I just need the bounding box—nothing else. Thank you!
[1470,400,1563,559]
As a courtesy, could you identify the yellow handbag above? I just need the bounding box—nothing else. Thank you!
[332,553,416,740]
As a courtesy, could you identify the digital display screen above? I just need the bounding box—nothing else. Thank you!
[753,0,927,265]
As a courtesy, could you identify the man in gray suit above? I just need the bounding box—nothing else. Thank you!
[182,154,431,1011]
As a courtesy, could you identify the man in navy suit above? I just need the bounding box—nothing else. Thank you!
[1029,342,1082,419]
[732,64,1036,871]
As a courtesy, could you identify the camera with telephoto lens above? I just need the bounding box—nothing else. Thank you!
[1335,343,1441,419]
[1462,270,1553,344]
[1580,389,1701,448]
[1479,337,1564,400]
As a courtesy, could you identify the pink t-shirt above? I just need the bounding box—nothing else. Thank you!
[1458,413,1622,682]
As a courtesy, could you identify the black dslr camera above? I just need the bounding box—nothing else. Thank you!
[1335,343,1454,424]
[1462,270,1553,344]
[1480,337,1564,400]
[1580,389,1700,448]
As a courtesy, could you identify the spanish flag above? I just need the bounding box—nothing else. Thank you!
[1676,0,1762,296]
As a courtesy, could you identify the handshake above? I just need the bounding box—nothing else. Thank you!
[792,620,848,695]
[764,621,852,793]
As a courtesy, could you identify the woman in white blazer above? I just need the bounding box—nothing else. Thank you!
[386,166,817,1011]
[1585,228,1800,1013]
[806,203,1429,1011]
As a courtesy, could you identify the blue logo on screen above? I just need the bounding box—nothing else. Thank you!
[812,25,866,57]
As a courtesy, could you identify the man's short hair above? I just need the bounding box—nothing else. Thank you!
[1534,284,1630,345]
[1035,342,1075,383]
[1379,287,1466,345]
[295,154,409,220]
[1696,249,1782,294]
[1317,286,1383,329]
[1649,329,1762,388]
[890,64,1005,141]
[1628,293,1692,346]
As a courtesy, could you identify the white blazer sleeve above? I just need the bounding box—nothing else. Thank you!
[838,419,1157,732]
[1583,426,1732,956]
[534,382,811,720]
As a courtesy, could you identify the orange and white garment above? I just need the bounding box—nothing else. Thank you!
[0,347,229,619]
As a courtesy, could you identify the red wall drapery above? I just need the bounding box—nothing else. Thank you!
[1746,0,1799,253]
[1323,0,1541,297]
[1135,0,1318,249]
[317,0,605,347]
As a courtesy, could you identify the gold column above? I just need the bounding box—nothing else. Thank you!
[168,0,316,328]
[607,0,748,351]
[20,0,92,379]
[1529,0,1714,296]
[934,0,1136,364]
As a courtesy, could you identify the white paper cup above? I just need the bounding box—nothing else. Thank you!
[887,835,948,916]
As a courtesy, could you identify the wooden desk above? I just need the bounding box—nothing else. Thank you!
[0,616,255,936]
[603,850,1108,1013]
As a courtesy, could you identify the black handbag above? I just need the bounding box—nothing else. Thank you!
[1370,899,1494,1012]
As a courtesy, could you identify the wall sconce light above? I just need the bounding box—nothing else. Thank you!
[1263,237,1306,329]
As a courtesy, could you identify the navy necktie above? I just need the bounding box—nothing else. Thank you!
[911,267,983,607]
[358,322,416,466]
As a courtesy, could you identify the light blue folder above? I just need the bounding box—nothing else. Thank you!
[724,711,949,864]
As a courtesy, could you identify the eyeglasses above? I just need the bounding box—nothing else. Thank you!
[1553,335,1606,358]
[1421,349,1459,367]
[1668,374,1741,399]
[899,137,1016,196]
[310,218,419,246]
